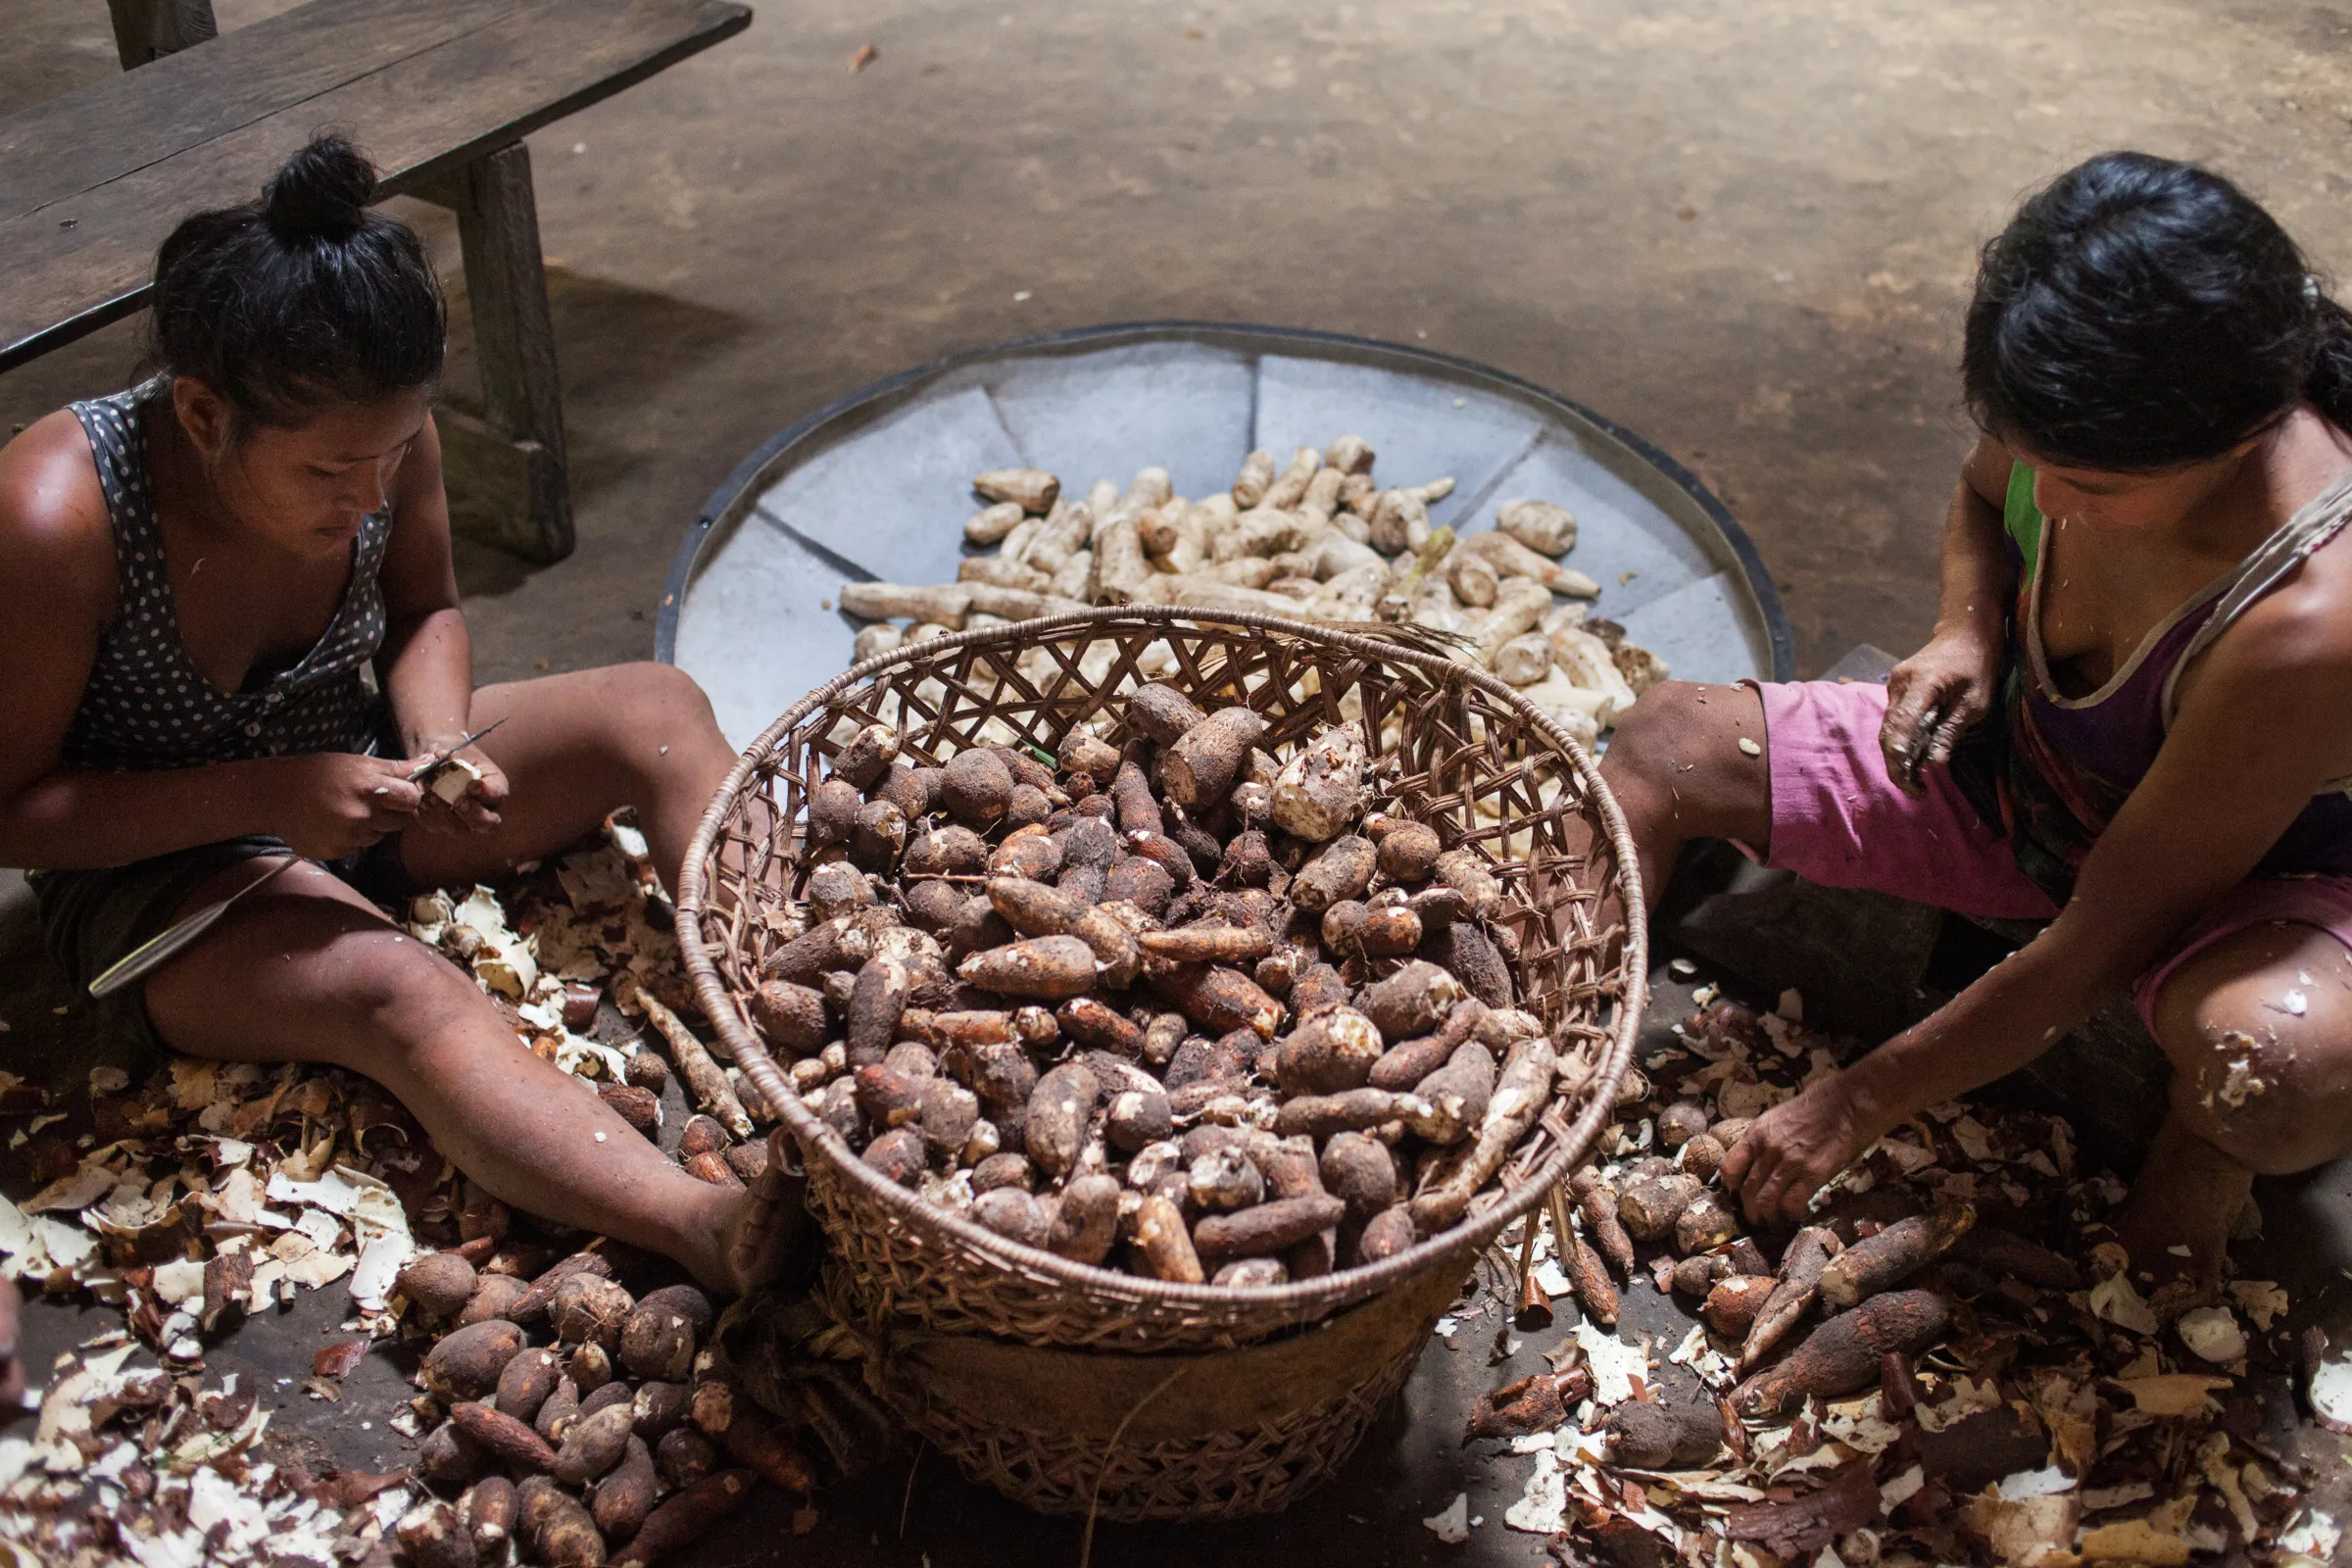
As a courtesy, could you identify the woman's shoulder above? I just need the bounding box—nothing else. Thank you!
[0,410,117,608]
[1960,432,2021,509]
[2201,489,2352,686]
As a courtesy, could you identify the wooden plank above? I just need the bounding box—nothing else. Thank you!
[0,0,529,219]
[442,143,572,563]
[451,148,566,489]
[451,147,565,463]
[436,407,560,562]
[0,0,751,370]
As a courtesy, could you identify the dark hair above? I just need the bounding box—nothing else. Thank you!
[1963,151,2352,471]
[148,132,444,431]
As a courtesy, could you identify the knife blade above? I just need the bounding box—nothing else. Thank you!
[87,855,305,998]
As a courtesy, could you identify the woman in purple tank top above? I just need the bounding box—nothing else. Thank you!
[0,137,803,1348]
[1597,152,2352,1291]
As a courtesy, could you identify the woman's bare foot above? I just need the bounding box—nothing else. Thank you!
[2114,1111,2251,1298]
[685,1131,812,1298]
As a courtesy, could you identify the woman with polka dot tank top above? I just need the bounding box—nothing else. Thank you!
[0,135,802,1314]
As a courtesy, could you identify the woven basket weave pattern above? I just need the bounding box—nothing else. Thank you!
[677,607,1645,1510]
[886,1338,1424,1521]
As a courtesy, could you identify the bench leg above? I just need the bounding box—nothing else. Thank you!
[424,143,575,564]
[106,0,217,67]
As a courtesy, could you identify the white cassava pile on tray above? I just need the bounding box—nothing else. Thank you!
[748,688,1582,1284]
[0,823,818,1567]
[839,441,1666,749]
[1443,987,2344,1568]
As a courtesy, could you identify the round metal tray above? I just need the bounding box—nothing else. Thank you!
[657,321,1792,748]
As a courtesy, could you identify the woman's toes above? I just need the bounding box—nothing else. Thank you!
[718,1130,809,1296]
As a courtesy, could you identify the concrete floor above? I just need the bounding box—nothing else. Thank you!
[10,0,2352,1561]
[13,1,2352,678]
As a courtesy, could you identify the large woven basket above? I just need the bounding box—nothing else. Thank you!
[676,607,1647,1518]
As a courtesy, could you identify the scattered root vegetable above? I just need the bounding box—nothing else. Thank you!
[423,1319,528,1401]
[1945,1223,2084,1292]
[497,1347,564,1426]
[1570,1166,1637,1276]
[452,1401,561,1473]
[1731,1290,1953,1418]
[1672,1251,1729,1298]
[1741,1225,1841,1371]
[397,1250,480,1321]
[1466,1366,1595,1442]
[1703,1274,1778,1338]
[1566,1232,1621,1327]
[1618,1172,1703,1241]
[464,1477,517,1562]
[610,1469,758,1567]
[1602,1400,1723,1469]
[626,983,755,1139]
[1818,1201,1975,1309]
[1656,1102,1710,1148]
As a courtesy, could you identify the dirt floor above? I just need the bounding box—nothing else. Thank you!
[8,1,2352,1563]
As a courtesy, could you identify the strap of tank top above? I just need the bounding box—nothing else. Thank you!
[70,381,166,561]
[2162,465,2352,725]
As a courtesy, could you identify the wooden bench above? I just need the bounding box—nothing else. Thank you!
[0,0,752,563]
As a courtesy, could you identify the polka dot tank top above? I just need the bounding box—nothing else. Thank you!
[61,380,390,771]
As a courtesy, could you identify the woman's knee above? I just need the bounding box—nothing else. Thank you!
[329,927,504,1057]
[590,663,724,768]
[147,896,498,1073]
[1603,683,1707,789]
[2151,929,2352,1173]
[1601,681,1770,826]
[608,662,716,729]
[2162,1052,2341,1174]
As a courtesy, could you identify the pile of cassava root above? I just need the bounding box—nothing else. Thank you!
[838,442,1667,749]
[745,685,1591,1287]
[1458,992,2334,1566]
[383,1252,807,1568]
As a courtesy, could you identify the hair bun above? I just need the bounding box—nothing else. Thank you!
[262,132,377,244]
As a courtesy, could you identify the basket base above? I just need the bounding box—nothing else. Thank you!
[885,1342,1422,1521]
[833,1259,1467,1520]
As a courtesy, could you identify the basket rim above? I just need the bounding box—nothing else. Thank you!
[675,605,1649,1319]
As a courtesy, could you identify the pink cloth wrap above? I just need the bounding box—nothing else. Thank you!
[1749,677,2352,1031]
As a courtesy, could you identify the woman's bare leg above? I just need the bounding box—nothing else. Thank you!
[141,858,785,1295]
[396,662,742,894]
[2130,918,2352,1288]
[1584,681,1777,913]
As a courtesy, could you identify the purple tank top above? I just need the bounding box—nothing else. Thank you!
[1950,463,2352,903]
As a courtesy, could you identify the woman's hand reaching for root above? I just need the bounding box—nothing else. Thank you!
[1880,627,2001,797]
[1718,1072,1886,1226]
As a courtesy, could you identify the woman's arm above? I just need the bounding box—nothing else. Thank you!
[1727,570,2352,1218]
[0,415,421,869]
[1934,434,2019,648]
[1879,435,2019,790]
[375,416,471,751]
[373,416,507,831]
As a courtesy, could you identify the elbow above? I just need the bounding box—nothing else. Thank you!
[2024,906,2164,1004]
[0,821,41,871]
[0,774,82,871]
